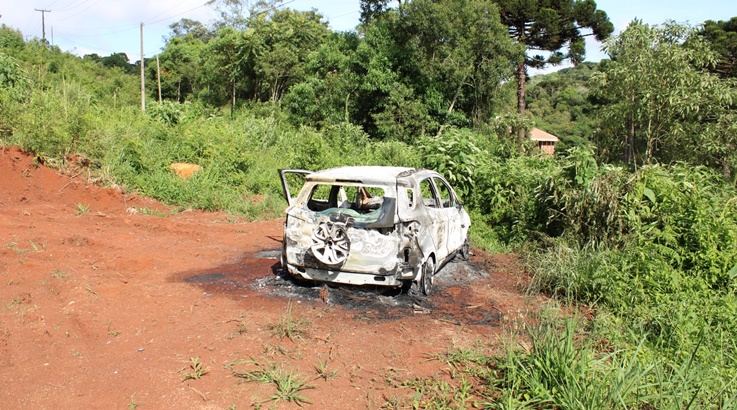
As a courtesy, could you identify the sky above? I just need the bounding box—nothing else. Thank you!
[2,0,737,68]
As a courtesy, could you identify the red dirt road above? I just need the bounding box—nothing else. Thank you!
[0,146,532,409]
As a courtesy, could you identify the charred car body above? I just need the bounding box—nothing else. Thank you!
[279,166,470,295]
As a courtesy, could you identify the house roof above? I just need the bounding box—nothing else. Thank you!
[529,128,559,142]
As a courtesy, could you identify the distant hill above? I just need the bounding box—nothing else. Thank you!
[526,62,599,151]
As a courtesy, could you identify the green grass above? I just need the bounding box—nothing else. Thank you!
[75,203,90,216]
[229,358,313,406]
[314,350,338,381]
[269,301,310,341]
[182,356,209,381]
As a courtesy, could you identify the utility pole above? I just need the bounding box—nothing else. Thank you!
[140,22,145,114]
[156,54,162,104]
[35,9,51,44]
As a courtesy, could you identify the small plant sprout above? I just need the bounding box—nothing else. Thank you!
[314,349,338,380]
[75,203,90,216]
[52,268,68,279]
[269,301,310,341]
[182,356,209,381]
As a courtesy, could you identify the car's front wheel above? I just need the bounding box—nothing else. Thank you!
[420,257,435,296]
[403,257,435,296]
[458,236,470,260]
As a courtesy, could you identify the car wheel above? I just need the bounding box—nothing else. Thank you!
[459,236,470,260]
[310,222,350,266]
[420,257,435,296]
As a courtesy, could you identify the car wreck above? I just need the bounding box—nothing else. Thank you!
[279,166,471,295]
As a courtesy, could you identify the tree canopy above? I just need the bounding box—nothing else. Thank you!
[496,0,613,139]
[700,17,737,78]
[594,20,737,177]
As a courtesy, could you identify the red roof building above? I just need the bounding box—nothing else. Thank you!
[530,128,559,155]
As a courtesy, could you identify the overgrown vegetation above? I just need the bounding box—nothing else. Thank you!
[2,2,737,406]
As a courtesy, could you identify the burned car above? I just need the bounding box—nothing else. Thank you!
[279,166,470,295]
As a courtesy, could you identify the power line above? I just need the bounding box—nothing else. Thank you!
[58,0,103,22]
[52,0,95,13]
[146,2,210,25]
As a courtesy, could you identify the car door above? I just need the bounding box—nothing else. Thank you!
[432,176,464,254]
[278,169,312,206]
[418,177,450,260]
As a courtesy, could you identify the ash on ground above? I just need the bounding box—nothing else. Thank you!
[251,252,498,325]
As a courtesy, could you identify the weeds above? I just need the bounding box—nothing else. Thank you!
[314,349,338,381]
[388,375,477,409]
[182,356,209,381]
[52,269,68,279]
[226,315,248,339]
[136,207,168,217]
[230,358,313,406]
[6,239,45,255]
[269,301,310,341]
[75,203,90,216]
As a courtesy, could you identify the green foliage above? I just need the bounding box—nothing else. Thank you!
[231,358,313,406]
[496,0,613,122]
[594,20,737,176]
[268,301,311,341]
[470,153,557,244]
[487,313,737,409]
[700,17,737,78]
[526,62,599,148]
[0,53,31,101]
[421,128,482,198]
[182,356,209,381]
[0,25,25,50]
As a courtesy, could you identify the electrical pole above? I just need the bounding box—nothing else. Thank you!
[156,54,162,104]
[140,22,145,114]
[35,9,51,44]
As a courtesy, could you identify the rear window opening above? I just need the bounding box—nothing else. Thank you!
[305,184,394,226]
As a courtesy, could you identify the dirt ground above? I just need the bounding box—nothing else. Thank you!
[0,146,535,409]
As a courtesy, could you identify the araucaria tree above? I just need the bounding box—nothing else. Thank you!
[496,0,613,140]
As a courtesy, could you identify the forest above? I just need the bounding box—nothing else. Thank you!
[1,0,737,407]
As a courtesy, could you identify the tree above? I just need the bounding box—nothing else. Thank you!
[197,9,329,110]
[246,9,329,102]
[199,27,244,110]
[594,21,737,178]
[526,62,599,148]
[495,0,613,141]
[101,52,134,73]
[359,0,403,25]
[0,25,25,50]
[207,0,283,30]
[165,18,213,44]
[699,17,737,78]
[153,36,206,102]
[350,0,518,141]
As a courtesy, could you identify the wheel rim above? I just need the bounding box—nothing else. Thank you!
[421,259,434,296]
[310,222,350,266]
[461,238,470,259]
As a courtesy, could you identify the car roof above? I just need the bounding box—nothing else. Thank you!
[306,166,425,185]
